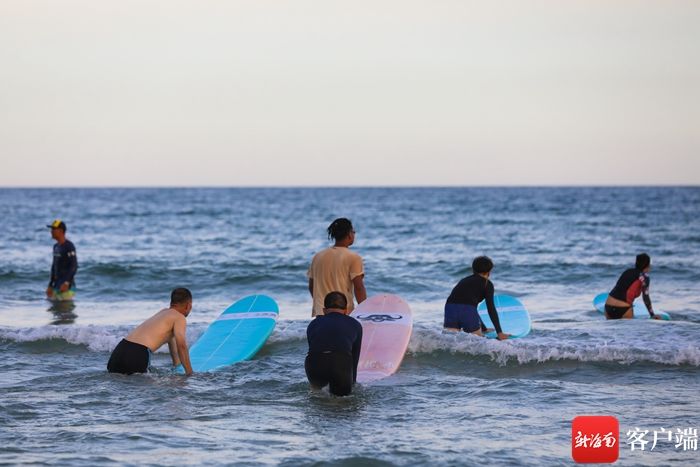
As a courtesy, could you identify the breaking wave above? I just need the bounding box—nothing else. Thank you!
[2,319,699,367]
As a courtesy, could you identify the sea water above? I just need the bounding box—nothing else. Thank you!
[1,187,698,466]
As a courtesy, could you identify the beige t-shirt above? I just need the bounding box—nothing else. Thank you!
[307,246,364,317]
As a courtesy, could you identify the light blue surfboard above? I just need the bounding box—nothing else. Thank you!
[477,294,531,339]
[179,294,279,373]
[593,293,670,320]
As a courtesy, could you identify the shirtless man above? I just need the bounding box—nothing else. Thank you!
[107,288,194,375]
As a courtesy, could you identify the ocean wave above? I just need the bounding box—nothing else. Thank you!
[0,325,127,353]
[0,321,307,354]
[406,324,700,367]
[1,320,699,367]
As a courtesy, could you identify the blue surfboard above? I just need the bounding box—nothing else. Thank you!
[477,294,531,339]
[593,293,670,320]
[179,294,279,373]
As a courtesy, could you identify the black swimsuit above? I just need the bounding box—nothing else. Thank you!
[604,304,631,320]
[107,339,151,374]
[606,268,651,319]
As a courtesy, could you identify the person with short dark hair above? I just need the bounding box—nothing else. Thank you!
[305,291,363,396]
[604,253,660,320]
[444,256,510,340]
[45,219,78,301]
[307,218,367,317]
[107,288,194,375]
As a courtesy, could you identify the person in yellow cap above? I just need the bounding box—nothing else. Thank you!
[46,219,78,301]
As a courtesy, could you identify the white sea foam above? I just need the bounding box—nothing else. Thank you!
[406,323,700,366]
[267,320,307,343]
[0,325,127,353]
[0,323,209,353]
[2,319,699,366]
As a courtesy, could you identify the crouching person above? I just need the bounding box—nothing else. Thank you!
[305,291,362,396]
[108,288,194,376]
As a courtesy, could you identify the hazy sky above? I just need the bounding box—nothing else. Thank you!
[1,1,698,186]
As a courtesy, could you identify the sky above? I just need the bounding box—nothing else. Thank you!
[0,0,698,186]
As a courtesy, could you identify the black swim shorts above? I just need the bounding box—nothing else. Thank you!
[107,339,151,374]
[305,351,354,396]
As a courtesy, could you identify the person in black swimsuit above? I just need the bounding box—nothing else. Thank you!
[604,253,660,320]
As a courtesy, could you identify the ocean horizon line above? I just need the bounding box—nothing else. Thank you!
[1,184,698,190]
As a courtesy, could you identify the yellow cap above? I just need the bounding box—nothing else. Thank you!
[47,219,66,230]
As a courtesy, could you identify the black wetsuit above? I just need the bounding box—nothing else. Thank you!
[49,240,78,289]
[606,268,653,319]
[305,312,363,396]
[445,274,503,334]
[107,339,151,374]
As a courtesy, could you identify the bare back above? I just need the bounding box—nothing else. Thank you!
[126,308,185,352]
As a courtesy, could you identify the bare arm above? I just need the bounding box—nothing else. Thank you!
[352,275,367,304]
[173,316,193,375]
[167,336,181,366]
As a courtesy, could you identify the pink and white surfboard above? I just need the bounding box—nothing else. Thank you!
[351,294,413,383]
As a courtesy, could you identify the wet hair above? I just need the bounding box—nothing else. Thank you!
[636,253,651,270]
[324,291,348,310]
[472,256,494,274]
[170,287,192,306]
[327,218,354,241]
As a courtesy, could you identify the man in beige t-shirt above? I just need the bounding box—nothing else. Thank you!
[308,218,367,317]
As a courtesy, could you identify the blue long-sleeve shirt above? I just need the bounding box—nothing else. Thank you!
[49,240,78,288]
[306,312,363,382]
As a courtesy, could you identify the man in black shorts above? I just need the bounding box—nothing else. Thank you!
[305,291,363,396]
[604,253,660,320]
[107,288,194,375]
[444,256,510,340]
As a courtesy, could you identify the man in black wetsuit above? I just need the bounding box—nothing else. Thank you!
[604,253,660,320]
[444,256,510,340]
[46,219,78,301]
[305,291,363,396]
